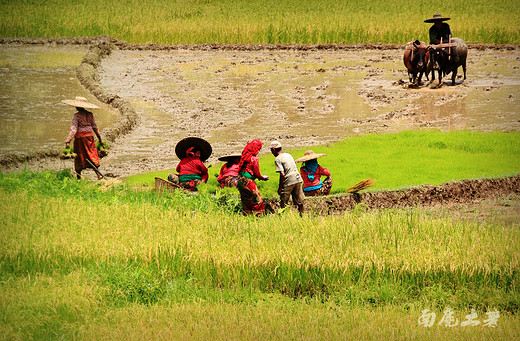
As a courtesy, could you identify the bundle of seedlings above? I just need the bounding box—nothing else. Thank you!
[59,146,76,159]
[346,178,375,193]
[96,141,110,158]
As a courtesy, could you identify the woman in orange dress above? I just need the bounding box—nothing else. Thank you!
[63,96,103,180]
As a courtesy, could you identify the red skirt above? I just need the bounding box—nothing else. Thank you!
[73,136,100,171]
[237,176,265,215]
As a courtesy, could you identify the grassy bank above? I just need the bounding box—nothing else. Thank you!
[1,0,519,44]
[0,169,519,338]
[127,130,520,198]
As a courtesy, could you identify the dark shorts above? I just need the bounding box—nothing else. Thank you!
[280,182,305,207]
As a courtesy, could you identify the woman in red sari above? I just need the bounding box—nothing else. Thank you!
[217,154,241,188]
[168,137,212,192]
[236,139,269,215]
[63,96,103,180]
[295,150,333,197]
[168,146,208,191]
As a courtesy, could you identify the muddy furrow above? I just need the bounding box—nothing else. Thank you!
[264,175,520,214]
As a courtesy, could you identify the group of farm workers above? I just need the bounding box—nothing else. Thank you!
[61,96,333,216]
[168,137,333,216]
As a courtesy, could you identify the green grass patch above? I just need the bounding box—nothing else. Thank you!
[257,130,520,195]
[126,130,520,198]
[0,0,519,44]
[2,273,518,339]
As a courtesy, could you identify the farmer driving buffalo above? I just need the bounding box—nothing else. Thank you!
[425,13,452,45]
[429,37,468,86]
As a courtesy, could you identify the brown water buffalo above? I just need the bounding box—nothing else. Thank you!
[429,37,467,85]
[403,40,430,87]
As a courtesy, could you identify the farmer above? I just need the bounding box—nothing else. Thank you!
[236,139,269,215]
[270,141,304,215]
[216,154,241,188]
[295,150,333,197]
[425,13,452,45]
[168,137,211,191]
[63,96,104,180]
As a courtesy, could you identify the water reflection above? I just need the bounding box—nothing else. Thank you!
[0,45,120,154]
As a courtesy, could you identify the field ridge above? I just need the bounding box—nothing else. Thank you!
[267,175,520,214]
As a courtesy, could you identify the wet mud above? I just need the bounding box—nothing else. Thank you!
[96,40,519,178]
[264,175,520,214]
[1,37,519,213]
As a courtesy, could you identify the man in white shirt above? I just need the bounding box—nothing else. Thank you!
[270,141,305,215]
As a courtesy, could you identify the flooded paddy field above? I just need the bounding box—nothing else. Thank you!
[98,46,520,177]
[1,42,519,178]
[0,45,120,155]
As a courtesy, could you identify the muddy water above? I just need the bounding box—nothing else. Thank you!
[97,48,520,176]
[0,45,120,154]
[1,45,519,178]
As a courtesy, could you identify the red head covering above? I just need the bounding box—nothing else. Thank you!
[238,139,262,170]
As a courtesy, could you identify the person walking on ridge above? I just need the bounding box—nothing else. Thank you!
[63,96,104,180]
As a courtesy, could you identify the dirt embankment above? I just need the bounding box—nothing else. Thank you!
[263,175,520,214]
[2,36,518,51]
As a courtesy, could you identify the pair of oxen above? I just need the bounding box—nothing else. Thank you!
[403,37,468,87]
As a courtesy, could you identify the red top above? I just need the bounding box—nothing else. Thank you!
[217,163,240,182]
[177,157,208,182]
[241,156,264,180]
[300,165,331,189]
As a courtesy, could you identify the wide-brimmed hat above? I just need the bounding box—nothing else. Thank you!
[424,14,451,23]
[218,154,242,162]
[294,150,327,163]
[62,96,100,109]
[175,137,212,162]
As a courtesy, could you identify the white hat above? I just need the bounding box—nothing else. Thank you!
[270,141,282,149]
[62,96,100,109]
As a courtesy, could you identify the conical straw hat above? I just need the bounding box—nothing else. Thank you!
[294,150,327,163]
[218,154,242,162]
[424,13,451,23]
[175,137,212,162]
[62,96,100,109]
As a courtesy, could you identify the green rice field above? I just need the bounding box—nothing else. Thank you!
[0,170,519,339]
[127,130,520,198]
[1,0,519,44]
[1,131,519,339]
[1,0,520,338]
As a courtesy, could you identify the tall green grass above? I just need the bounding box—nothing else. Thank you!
[0,0,518,44]
[127,130,520,198]
[1,171,518,309]
[0,170,518,338]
